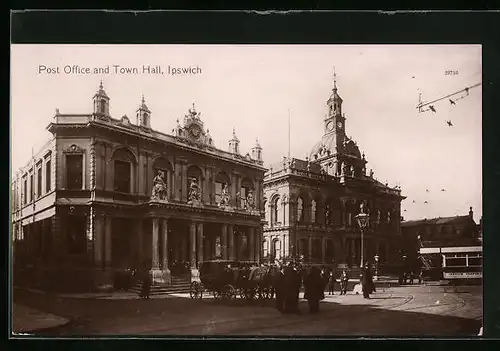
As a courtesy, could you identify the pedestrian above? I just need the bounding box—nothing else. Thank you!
[274,266,285,312]
[362,263,374,299]
[304,267,324,313]
[340,269,349,295]
[418,270,423,284]
[283,262,301,314]
[328,271,335,295]
[140,267,152,300]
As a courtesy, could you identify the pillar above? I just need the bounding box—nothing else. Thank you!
[308,236,313,262]
[197,223,204,264]
[228,224,235,260]
[137,219,143,266]
[151,218,160,270]
[181,162,188,202]
[322,237,326,264]
[282,233,286,259]
[255,227,261,263]
[93,216,103,267]
[248,227,255,262]
[162,218,171,284]
[221,224,228,260]
[190,222,197,268]
[104,217,112,267]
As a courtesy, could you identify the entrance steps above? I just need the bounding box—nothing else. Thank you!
[129,275,191,296]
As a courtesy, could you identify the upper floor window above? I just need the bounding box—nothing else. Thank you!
[297,197,304,222]
[311,200,317,223]
[240,178,254,209]
[66,154,83,190]
[23,177,27,205]
[215,172,230,206]
[37,165,42,198]
[29,172,33,202]
[45,159,51,192]
[114,160,131,193]
[271,196,280,225]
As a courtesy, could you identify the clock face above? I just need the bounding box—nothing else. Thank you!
[337,121,343,129]
[326,121,334,131]
[189,124,201,139]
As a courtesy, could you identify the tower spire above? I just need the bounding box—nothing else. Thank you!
[333,66,337,90]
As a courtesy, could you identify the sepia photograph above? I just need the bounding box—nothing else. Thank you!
[10,44,482,337]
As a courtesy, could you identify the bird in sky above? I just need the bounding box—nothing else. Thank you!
[449,99,456,105]
[404,209,407,212]
[412,200,416,203]
[426,189,429,192]
[441,188,446,192]
[412,76,415,79]
[424,201,429,204]
[429,105,436,113]
[446,120,453,127]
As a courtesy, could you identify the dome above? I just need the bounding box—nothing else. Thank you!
[344,139,361,158]
[310,133,337,160]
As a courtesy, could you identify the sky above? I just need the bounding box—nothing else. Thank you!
[10,44,482,222]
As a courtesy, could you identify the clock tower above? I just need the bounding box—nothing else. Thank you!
[324,70,345,137]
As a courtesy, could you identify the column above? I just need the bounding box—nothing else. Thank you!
[228,224,235,260]
[255,227,261,263]
[174,160,181,201]
[282,233,287,259]
[197,223,204,264]
[162,218,171,284]
[322,237,326,264]
[221,224,228,260]
[104,217,112,267]
[308,236,313,262]
[151,218,160,270]
[248,227,255,262]
[181,162,188,202]
[190,222,197,268]
[137,219,143,266]
[162,219,169,270]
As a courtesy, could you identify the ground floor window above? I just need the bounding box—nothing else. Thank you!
[66,216,87,254]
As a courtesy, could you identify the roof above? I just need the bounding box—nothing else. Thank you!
[401,215,473,228]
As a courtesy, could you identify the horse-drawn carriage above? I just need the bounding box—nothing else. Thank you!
[189,260,279,301]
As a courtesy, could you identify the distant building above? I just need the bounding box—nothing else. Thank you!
[262,74,406,268]
[11,82,266,292]
[400,207,481,267]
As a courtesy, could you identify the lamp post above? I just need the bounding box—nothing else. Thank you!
[354,204,370,268]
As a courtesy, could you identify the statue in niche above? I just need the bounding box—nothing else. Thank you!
[215,236,222,258]
[188,177,201,203]
[245,189,255,210]
[387,211,391,223]
[151,170,168,201]
[219,183,230,207]
[350,165,355,176]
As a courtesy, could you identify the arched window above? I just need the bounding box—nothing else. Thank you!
[143,112,149,125]
[113,148,136,193]
[311,200,317,223]
[100,99,106,113]
[272,238,281,260]
[272,196,280,225]
[297,197,304,222]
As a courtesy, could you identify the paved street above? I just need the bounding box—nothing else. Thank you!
[13,284,482,337]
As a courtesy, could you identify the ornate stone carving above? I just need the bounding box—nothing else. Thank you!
[219,183,231,207]
[64,144,85,154]
[151,170,168,201]
[188,177,201,204]
[325,205,332,225]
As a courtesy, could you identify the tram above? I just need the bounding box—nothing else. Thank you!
[419,245,482,284]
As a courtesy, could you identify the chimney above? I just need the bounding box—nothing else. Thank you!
[469,206,473,219]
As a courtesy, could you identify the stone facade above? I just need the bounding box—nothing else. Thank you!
[12,83,266,292]
[263,75,406,268]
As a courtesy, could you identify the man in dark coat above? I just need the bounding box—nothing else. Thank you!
[362,263,374,299]
[304,267,324,313]
[283,263,301,313]
[140,268,152,299]
[274,266,285,312]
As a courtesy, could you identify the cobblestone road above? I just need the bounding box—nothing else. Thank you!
[13,285,482,337]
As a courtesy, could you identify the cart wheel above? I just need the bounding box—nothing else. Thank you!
[213,290,220,299]
[245,287,257,301]
[224,284,237,300]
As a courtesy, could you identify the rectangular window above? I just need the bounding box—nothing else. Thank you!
[23,178,27,205]
[215,182,223,204]
[29,173,33,202]
[66,155,83,190]
[37,167,42,198]
[114,160,131,193]
[240,187,247,208]
[45,159,51,192]
[66,216,87,254]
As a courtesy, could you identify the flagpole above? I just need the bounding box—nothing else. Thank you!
[288,109,291,160]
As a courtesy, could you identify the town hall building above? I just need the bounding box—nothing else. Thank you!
[262,74,406,269]
[11,82,266,292]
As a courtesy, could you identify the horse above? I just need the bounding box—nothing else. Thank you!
[249,264,282,300]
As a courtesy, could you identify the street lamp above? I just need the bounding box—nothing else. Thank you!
[354,204,370,268]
